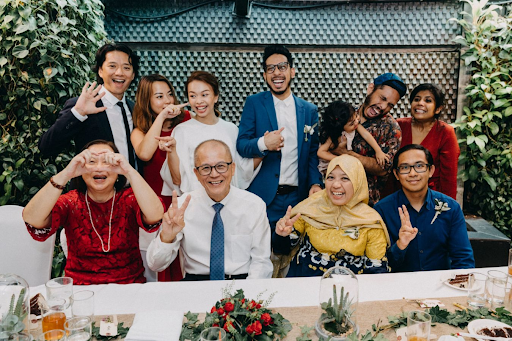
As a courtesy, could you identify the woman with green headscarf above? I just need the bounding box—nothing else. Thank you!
[273,154,391,276]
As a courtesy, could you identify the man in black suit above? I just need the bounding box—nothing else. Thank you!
[39,43,140,169]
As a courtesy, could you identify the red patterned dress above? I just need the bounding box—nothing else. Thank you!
[26,188,162,285]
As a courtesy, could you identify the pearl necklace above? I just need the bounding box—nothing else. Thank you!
[85,189,116,253]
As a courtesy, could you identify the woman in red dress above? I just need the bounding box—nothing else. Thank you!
[131,74,190,281]
[396,83,460,199]
[23,140,164,285]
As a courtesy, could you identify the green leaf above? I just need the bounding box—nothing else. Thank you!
[505,107,512,117]
[488,122,499,135]
[33,101,41,111]
[0,57,7,66]
[492,99,510,108]
[15,158,25,168]
[15,24,29,35]
[474,136,486,150]
[12,45,28,59]
[469,165,479,181]
[13,179,23,191]
[483,176,497,191]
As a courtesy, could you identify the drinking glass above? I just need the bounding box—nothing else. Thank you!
[72,290,94,318]
[407,311,431,341]
[37,330,66,341]
[64,316,92,341]
[9,332,33,341]
[485,270,508,306]
[45,277,73,314]
[467,273,488,308]
[200,327,227,341]
[41,299,66,333]
[508,249,512,276]
[491,279,512,310]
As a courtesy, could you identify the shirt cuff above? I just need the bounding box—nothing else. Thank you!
[389,243,407,264]
[156,230,183,248]
[257,137,267,153]
[71,107,88,122]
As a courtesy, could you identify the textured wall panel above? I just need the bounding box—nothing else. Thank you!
[126,49,459,124]
[104,1,462,46]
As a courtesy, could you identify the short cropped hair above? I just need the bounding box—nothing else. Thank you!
[194,139,233,167]
[93,43,140,84]
[393,144,434,170]
[262,45,293,70]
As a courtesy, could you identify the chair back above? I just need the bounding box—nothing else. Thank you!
[0,205,56,286]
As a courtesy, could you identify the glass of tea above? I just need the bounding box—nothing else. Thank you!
[37,329,66,341]
[41,299,67,334]
[407,310,431,341]
[508,249,512,275]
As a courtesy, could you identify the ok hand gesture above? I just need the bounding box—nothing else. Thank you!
[275,205,301,237]
[74,82,107,116]
[160,191,191,243]
[396,205,418,250]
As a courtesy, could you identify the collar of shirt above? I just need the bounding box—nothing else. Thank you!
[272,93,294,108]
[99,87,127,109]
[397,189,434,213]
[199,185,234,209]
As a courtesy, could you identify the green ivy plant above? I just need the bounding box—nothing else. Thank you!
[450,0,512,235]
[0,0,107,206]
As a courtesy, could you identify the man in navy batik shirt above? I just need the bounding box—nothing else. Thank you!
[374,144,474,272]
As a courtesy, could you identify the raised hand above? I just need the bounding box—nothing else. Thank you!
[155,136,176,153]
[159,102,189,120]
[160,191,191,243]
[264,127,285,151]
[275,205,301,237]
[101,151,132,175]
[74,82,107,116]
[396,205,418,250]
[61,149,97,180]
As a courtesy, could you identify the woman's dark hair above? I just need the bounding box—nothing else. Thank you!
[185,71,221,117]
[71,140,127,193]
[393,144,434,170]
[262,45,294,70]
[133,74,184,133]
[93,43,140,84]
[409,83,445,120]
[319,101,356,149]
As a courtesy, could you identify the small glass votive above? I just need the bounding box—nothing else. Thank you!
[491,279,512,310]
[407,311,431,341]
[200,327,227,341]
[37,329,66,341]
[467,273,488,308]
[486,270,508,306]
[72,290,94,318]
[508,249,512,275]
[64,316,92,341]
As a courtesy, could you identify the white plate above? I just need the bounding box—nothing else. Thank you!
[442,274,480,291]
[467,319,512,340]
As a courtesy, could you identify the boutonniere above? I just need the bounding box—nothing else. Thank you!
[303,122,318,142]
[342,227,360,240]
[431,199,451,224]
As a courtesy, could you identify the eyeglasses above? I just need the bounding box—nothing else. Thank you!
[195,162,232,176]
[265,62,289,74]
[396,163,430,174]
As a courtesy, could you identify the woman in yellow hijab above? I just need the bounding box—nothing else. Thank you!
[273,154,390,276]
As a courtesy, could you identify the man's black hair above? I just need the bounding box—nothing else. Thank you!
[262,45,293,70]
[393,144,434,170]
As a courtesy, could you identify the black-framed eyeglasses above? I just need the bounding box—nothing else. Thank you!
[265,62,289,74]
[396,163,431,174]
[195,162,233,176]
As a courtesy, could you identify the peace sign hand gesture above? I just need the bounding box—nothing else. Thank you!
[396,205,418,250]
[275,205,301,237]
[160,190,191,243]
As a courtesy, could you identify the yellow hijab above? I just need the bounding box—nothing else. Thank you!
[291,154,390,244]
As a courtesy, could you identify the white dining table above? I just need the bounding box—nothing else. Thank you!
[29,267,505,316]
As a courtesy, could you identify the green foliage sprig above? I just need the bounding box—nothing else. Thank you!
[91,321,130,340]
[0,0,107,206]
[450,0,512,234]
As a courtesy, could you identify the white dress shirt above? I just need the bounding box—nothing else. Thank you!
[257,94,298,186]
[71,88,132,162]
[147,186,273,279]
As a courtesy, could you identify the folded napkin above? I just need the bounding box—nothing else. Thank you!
[125,310,184,341]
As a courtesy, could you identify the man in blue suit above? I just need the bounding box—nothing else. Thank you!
[237,45,323,236]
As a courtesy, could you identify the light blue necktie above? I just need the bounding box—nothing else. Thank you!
[210,203,225,280]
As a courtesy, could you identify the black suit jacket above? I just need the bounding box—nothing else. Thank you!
[38,97,142,171]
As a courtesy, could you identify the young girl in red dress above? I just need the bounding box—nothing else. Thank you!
[131,74,191,281]
[23,140,165,285]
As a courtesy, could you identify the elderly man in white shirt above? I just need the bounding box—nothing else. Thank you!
[147,139,273,280]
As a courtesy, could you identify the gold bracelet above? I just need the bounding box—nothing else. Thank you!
[50,176,66,190]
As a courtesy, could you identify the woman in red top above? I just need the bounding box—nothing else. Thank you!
[131,74,190,281]
[396,83,460,199]
[23,140,164,285]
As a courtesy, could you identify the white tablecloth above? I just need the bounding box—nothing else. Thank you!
[29,267,505,315]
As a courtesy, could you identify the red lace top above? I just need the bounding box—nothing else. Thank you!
[26,188,163,285]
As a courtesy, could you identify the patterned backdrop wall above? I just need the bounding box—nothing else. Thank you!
[104,0,463,124]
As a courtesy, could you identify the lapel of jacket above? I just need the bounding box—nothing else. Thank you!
[295,95,305,158]
[263,92,279,131]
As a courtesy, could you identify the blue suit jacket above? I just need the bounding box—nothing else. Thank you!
[236,91,323,205]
